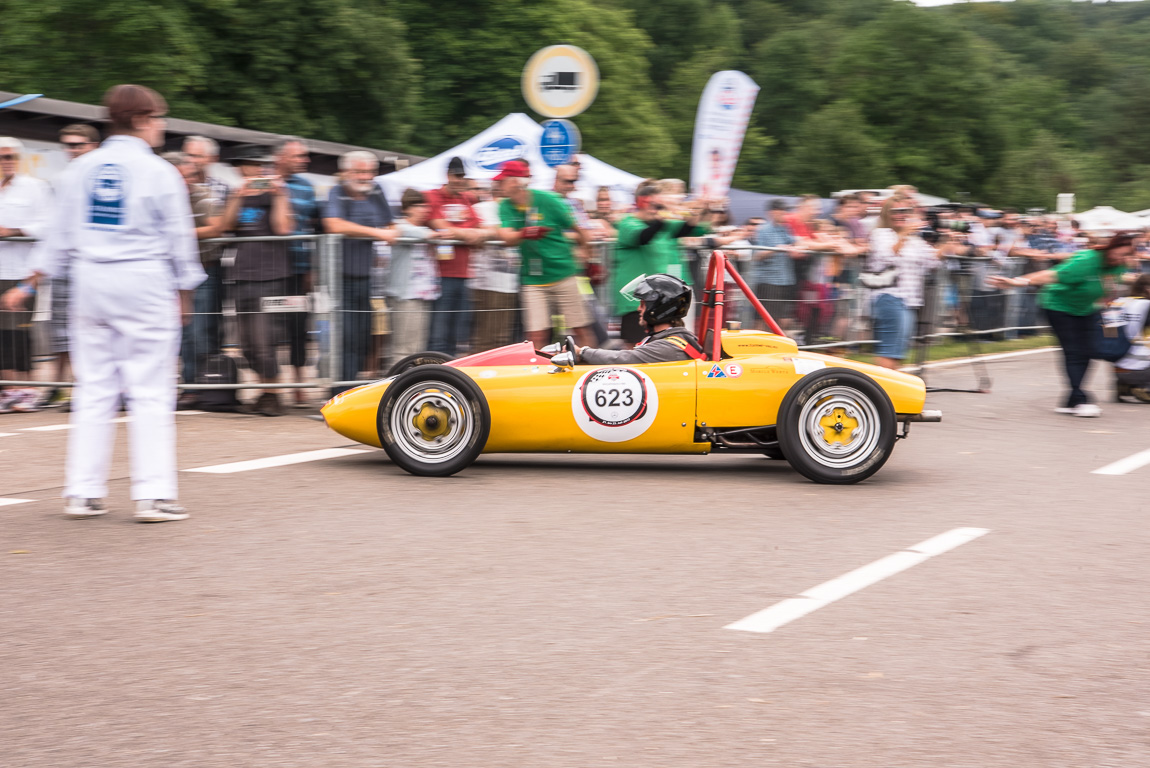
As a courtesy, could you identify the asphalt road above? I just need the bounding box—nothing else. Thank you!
[4,348,1150,767]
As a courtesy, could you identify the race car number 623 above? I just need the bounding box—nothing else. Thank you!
[571,367,660,442]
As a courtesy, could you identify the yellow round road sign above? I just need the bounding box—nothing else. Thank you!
[522,45,599,119]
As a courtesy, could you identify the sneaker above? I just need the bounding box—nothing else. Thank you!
[1073,403,1102,418]
[10,389,42,413]
[134,499,189,523]
[64,497,108,518]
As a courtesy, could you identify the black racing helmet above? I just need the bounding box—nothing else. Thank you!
[621,273,692,328]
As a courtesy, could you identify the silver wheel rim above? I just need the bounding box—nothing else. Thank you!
[796,385,881,469]
[389,381,475,464]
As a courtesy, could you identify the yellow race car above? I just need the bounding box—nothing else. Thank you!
[321,253,940,484]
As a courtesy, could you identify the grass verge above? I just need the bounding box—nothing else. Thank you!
[845,334,1055,366]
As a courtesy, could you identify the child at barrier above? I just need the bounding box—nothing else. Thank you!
[387,189,442,364]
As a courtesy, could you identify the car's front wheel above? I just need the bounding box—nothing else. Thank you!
[377,365,490,477]
[776,368,896,484]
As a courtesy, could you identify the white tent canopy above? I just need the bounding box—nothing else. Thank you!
[375,113,643,206]
[1074,206,1147,233]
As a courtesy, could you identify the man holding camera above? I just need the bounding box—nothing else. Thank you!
[218,144,293,415]
[612,183,708,346]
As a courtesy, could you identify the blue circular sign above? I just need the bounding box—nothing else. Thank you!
[473,136,528,172]
[539,119,581,168]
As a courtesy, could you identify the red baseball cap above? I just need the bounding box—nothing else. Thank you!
[493,159,530,180]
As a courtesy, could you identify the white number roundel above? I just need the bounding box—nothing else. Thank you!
[571,367,659,442]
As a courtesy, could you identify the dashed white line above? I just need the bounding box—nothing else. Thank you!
[182,447,369,474]
[1091,448,1150,476]
[0,498,36,507]
[0,432,18,438]
[725,527,991,634]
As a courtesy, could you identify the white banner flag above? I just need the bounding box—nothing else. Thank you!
[690,71,759,200]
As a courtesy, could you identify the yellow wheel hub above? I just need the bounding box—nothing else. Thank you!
[818,407,859,446]
[412,402,452,440]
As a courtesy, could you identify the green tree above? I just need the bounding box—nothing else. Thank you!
[0,0,207,102]
[0,0,420,148]
[777,100,890,195]
[394,0,676,175]
[829,5,1003,198]
[986,130,1078,211]
[185,0,419,147]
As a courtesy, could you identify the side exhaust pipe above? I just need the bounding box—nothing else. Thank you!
[900,410,942,423]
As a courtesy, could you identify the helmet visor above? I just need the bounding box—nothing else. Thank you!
[619,274,648,303]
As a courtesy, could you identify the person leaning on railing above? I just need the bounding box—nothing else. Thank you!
[218,144,294,416]
[496,160,596,350]
[386,189,445,363]
[749,199,803,333]
[0,137,51,414]
[866,197,957,370]
[989,232,1137,418]
[322,151,397,395]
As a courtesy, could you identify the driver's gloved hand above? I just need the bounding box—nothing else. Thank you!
[550,351,576,367]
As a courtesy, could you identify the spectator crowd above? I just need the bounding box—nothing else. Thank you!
[2,128,1148,415]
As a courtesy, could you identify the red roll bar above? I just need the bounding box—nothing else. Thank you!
[694,250,786,361]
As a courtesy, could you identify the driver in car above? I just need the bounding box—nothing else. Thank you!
[551,274,704,365]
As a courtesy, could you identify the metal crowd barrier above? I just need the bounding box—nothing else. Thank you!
[0,235,1058,397]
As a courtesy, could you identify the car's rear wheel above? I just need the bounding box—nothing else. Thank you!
[386,351,454,378]
[761,445,786,461]
[776,368,896,484]
[377,365,490,477]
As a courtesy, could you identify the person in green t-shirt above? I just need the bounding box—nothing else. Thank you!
[495,161,594,349]
[612,182,710,346]
[990,232,1136,417]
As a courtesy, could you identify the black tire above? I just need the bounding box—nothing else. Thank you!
[776,368,896,484]
[377,365,490,477]
[386,351,454,378]
[761,445,787,461]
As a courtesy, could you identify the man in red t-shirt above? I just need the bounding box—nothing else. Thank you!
[423,156,490,355]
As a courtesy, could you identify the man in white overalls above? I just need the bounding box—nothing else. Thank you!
[2,84,205,522]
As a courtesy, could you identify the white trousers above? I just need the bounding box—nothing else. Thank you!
[65,260,181,500]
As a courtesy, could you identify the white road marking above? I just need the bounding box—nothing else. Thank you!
[0,498,36,507]
[725,527,991,634]
[183,448,369,474]
[0,432,18,437]
[20,422,73,432]
[20,411,207,432]
[1091,448,1150,476]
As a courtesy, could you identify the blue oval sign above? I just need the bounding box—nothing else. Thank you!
[473,136,527,172]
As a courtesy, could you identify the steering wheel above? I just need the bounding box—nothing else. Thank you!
[563,335,579,365]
